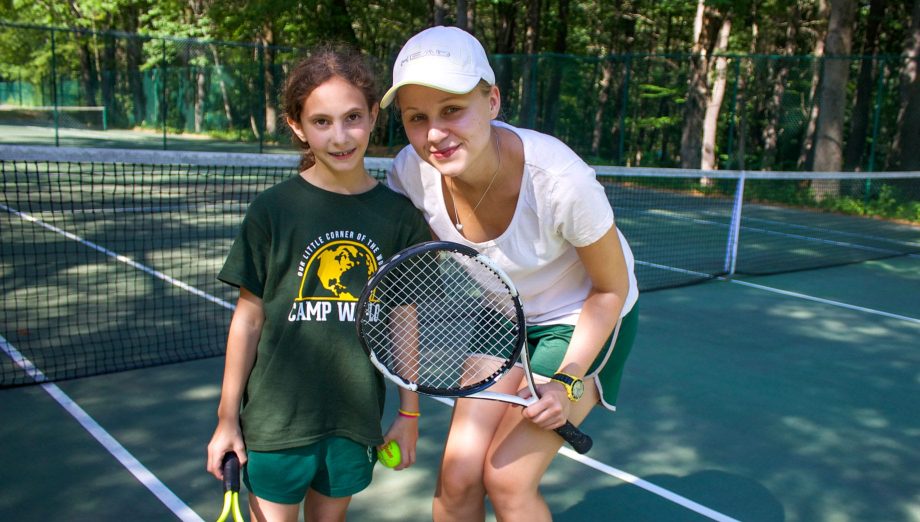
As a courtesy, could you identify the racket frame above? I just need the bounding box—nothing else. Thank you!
[357,240,592,453]
[357,241,532,398]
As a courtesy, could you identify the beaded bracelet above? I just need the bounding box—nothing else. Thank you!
[398,409,421,419]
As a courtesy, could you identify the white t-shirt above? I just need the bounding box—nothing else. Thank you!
[388,121,638,326]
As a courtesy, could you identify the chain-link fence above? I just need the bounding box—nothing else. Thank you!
[0,21,913,170]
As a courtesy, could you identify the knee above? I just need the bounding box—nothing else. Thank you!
[437,459,484,503]
[482,464,524,506]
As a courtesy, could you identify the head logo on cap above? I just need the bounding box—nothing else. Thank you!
[400,49,451,67]
[381,26,495,108]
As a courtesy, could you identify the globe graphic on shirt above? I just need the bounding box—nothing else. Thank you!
[299,241,378,301]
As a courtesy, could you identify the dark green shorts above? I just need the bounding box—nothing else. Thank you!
[526,302,639,410]
[243,437,376,503]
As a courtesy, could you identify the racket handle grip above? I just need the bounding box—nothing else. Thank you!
[221,452,241,493]
[555,422,593,454]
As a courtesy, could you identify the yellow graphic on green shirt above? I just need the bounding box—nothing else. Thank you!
[297,240,378,301]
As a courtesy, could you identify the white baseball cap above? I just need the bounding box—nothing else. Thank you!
[380,26,496,108]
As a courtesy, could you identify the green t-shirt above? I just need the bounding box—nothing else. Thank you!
[218,175,430,451]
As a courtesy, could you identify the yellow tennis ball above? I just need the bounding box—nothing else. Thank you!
[377,440,401,468]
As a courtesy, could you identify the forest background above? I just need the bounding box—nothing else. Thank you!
[0,0,918,178]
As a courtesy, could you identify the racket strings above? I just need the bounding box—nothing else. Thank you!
[361,251,521,392]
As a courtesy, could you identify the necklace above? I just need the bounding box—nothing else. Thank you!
[448,132,502,232]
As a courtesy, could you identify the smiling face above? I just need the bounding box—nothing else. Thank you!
[287,75,379,179]
[396,83,500,180]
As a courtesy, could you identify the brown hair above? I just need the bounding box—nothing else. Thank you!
[282,43,379,171]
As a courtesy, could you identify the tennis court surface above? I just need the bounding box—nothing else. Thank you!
[2,145,918,521]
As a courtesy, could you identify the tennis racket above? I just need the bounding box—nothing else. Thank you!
[356,241,592,454]
[215,452,244,522]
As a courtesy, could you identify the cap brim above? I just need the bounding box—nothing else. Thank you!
[380,75,483,109]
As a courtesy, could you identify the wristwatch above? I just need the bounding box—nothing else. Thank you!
[550,372,584,402]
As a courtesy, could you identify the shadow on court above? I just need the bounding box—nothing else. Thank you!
[1,256,918,521]
[557,470,784,522]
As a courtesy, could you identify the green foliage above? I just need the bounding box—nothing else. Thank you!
[0,0,917,220]
[819,185,920,223]
[743,179,920,224]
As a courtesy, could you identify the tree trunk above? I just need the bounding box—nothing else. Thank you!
[591,59,613,156]
[701,16,731,171]
[432,0,447,26]
[100,33,116,125]
[734,12,758,171]
[262,26,278,137]
[210,44,235,129]
[679,0,708,169]
[543,0,569,135]
[195,67,206,133]
[317,0,358,44]
[456,0,469,31]
[798,0,830,169]
[249,47,260,138]
[812,0,856,180]
[762,12,799,170]
[493,0,517,108]
[126,39,145,125]
[843,0,887,170]
[893,0,920,170]
[78,42,98,107]
[520,0,541,129]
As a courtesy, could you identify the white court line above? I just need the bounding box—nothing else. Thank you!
[0,336,205,522]
[12,196,909,520]
[703,210,920,250]
[0,202,235,311]
[638,258,920,326]
[0,199,737,522]
[429,397,740,522]
[725,278,920,325]
[559,449,741,522]
[645,208,908,256]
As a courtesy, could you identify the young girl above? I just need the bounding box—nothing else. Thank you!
[382,27,639,521]
[206,44,429,522]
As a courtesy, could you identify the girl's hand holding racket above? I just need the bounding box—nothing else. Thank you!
[215,452,244,522]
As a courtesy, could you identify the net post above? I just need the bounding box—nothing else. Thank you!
[723,171,746,276]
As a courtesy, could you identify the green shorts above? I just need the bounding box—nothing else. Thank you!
[526,301,638,411]
[243,437,376,503]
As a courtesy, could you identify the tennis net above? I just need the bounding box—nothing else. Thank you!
[2,145,918,386]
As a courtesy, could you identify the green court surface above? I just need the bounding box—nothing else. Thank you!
[2,255,918,521]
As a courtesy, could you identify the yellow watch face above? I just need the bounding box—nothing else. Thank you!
[553,373,584,401]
